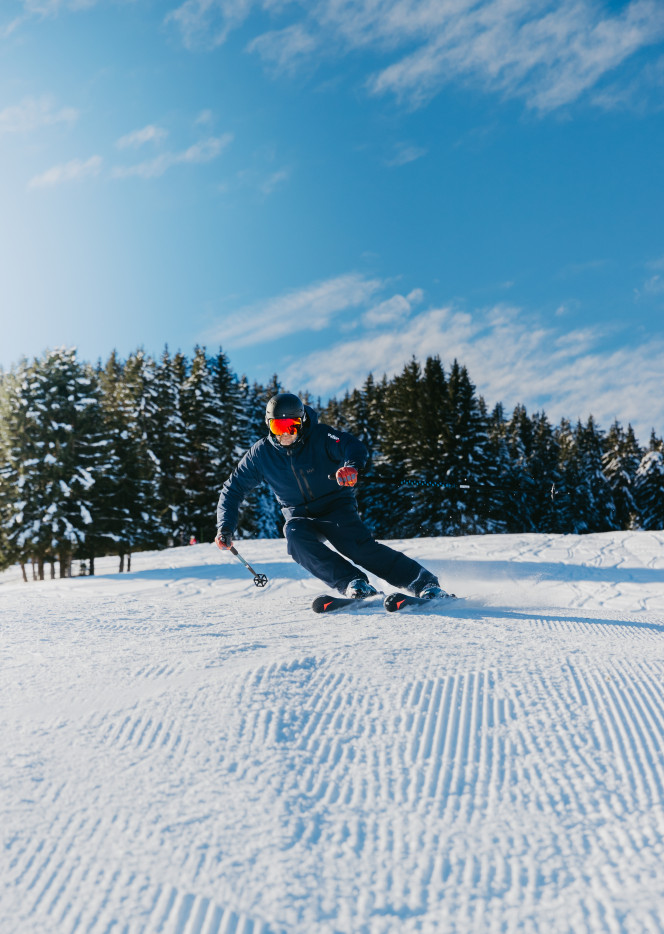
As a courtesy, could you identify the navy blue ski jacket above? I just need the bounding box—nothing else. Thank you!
[216,406,368,532]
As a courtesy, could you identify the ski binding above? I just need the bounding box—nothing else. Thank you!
[312,592,382,614]
[383,591,457,613]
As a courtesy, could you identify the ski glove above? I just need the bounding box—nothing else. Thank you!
[215,529,234,550]
[336,466,358,487]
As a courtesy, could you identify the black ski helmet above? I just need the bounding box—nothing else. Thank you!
[265,392,305,427]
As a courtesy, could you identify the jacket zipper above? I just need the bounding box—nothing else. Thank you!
[290,459,310,502]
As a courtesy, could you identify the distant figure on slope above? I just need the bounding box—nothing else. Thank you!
[215,392,449,599]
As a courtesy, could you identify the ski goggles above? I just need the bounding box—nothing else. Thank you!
[269,417,302,437]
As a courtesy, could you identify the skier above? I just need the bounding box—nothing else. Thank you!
[215,392,449,601]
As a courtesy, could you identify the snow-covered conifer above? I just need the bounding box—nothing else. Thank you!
[376,358,493,536]
[0,349,107,577]
[211,349,244,481]
[635,433,664,530]
[500,407,561,533]
[440,360,494,535]
[377,358,426,537]
[180,347,225,543]
[555,417,616,533]
[148,348,190,543]
[97,350,158,566]
[602,421,642,529]
[487,403,522,532]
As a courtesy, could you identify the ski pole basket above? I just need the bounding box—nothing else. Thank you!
[228,546,268,587]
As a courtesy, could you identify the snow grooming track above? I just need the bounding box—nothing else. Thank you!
[2,533,664,933]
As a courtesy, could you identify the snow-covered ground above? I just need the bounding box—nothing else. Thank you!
[3,532,664,934]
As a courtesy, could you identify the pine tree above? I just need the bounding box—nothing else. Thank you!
[555,417,616,533]
[148,348,189,544]
[0,349,107,578]
[180,347,225,543]
[576,416,617,531]
[2,358,53,575]
[377,358,426,537]
[442,360,494,534]
[97,351,137,560]
[491,404,530,532]
[498,407,561,533]
[0,361,37,574]
[551,419,577,532]
[602,421,642,530]
[635,432,664,530]
[527,412,562,532]
[0,410,10,569]
[211,348,244,484]
[373,358,494,537]
[41,349,107,574]
[353,374,390,532]
[98,350,158,568]
[414,356,457,535]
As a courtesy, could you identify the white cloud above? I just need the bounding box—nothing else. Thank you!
[2,1,99,38]
[279,299,664,441]
[259,167,290,195]
[116,125,168,149]
[364,0,664,112]
[28,155,102,189]
[20,0,99,13]
[0,96,78,134]
[385,143,428,167]
[165,0,259,49]
[592,52,664,112]
[247,24,319,76]
[204,273,386,349]
[634,264,664,299]
[1,15,25,38]
[363,289,424,326]
[112,134,233,179]
[643,275,664,295]
[167,0,664,112]
[646,254,664,272]
[559,259,608,278]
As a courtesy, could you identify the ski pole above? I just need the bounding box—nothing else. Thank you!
[227,545,268,587]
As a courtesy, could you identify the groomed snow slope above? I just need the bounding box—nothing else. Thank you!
[3,532,664,934]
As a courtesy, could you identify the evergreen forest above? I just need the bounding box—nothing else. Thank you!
[1,346,663,580]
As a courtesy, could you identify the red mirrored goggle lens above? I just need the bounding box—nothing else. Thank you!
[269,417,302,436]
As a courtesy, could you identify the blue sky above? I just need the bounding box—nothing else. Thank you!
[1,0,664,441]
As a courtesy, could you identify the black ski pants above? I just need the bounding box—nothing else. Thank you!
[284,504,426,594]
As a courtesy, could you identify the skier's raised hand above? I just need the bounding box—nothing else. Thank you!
[336,466,358,487]
[215,529,233,550]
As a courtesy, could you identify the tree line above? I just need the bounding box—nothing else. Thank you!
[1,347,663,580]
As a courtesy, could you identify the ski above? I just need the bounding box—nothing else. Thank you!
[383,591,457,613]
[312,590,457,614]
[312,593,382,614]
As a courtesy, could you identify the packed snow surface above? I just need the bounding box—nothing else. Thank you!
[3,532,664,934]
